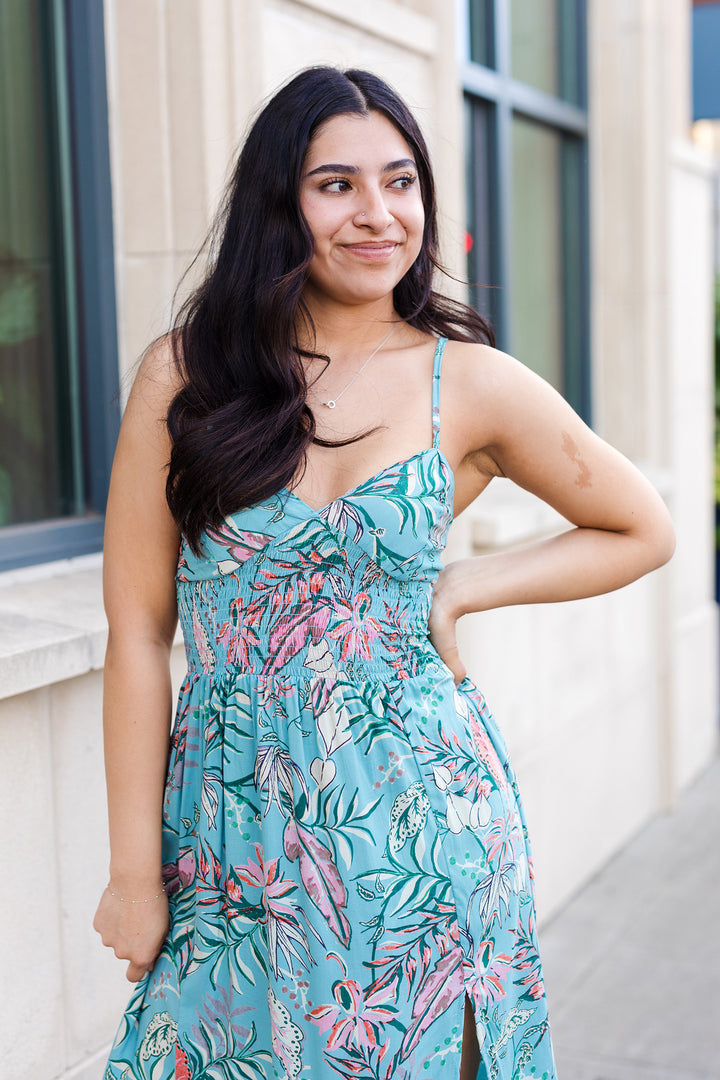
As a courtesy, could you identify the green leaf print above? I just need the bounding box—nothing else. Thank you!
[388,781,431,855]
[138,1011,176,1061]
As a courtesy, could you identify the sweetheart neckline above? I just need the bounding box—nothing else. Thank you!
[279,446,454,516]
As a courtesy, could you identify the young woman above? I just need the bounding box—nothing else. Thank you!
[94,67,674,1080]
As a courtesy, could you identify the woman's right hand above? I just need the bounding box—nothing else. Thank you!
[429,561,469,686]
[93,884,169,982]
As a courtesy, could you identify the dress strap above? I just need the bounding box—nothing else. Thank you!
[431,337,447,449]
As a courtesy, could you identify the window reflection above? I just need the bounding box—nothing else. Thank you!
[0,0,80,525]
[510,116,564,388]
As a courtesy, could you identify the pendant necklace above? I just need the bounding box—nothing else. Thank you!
[307,322,398,409]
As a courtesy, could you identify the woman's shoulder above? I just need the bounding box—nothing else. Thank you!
[442,339,532,397]
[127,332,185,415]
[137,331,184,389]
[115,333,186,454]
[441,338,572,447]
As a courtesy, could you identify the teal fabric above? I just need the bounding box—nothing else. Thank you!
[105,337,557,1080]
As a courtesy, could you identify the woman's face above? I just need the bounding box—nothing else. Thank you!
[299,110,425,309]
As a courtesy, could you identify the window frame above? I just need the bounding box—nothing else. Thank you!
[0,0,120,572]
[460,0,591,420]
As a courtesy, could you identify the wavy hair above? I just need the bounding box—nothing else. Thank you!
[166,66,494,550]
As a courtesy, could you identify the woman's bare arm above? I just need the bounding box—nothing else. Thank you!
[430,346,675,681]
[94,337,182,981]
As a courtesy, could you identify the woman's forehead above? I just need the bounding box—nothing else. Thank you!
[304,112,415,169]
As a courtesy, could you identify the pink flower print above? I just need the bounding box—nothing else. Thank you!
[264,597,331,676]
[191,596,216,674]
[177,848,196,889]
[474,939,512,1007]
[204,521,274,568]
[217,596,260,667]
[161,860,181,898]
[231,844,314,977]
[196,837,224,897]
[516,964,545,1000]
[328,593,382,662]
[310,975,395,1051]
[399,947,465,1059]
[283,819,351,947]
[486,815,522,865]
[512,909,545,1000]
[175,1045,191,1080]
[465,705,508,793]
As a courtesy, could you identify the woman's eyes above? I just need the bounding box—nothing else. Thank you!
[319,174,417,193]
[391,174,417,190]
[320,178,353,193]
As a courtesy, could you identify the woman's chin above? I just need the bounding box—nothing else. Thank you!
[303,274,406,310]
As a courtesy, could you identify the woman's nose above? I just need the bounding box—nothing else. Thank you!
[354,189,393,229]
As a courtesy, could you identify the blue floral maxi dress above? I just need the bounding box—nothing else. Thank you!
[105,338,558,1080]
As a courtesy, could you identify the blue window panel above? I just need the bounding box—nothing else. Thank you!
[693,2,720,120]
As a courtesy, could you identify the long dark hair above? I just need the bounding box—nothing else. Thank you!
[166,66,493,551]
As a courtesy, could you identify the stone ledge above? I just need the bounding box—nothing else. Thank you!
[0,556,108,701]
[0,554,184,702]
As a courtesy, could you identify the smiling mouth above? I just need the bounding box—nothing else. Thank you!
[343,242,399,258]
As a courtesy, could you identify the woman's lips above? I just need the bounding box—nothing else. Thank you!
[342,241,398,260]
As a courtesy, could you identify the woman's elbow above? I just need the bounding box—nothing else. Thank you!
[642,507,676,572]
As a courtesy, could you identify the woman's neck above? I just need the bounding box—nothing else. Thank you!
[298,294,400,359]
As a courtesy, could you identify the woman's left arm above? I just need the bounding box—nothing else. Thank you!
[430,347,675,681]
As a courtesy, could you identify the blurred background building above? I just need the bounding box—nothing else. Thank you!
[0,2,717,1077]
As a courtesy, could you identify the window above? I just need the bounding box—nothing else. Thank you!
[0,0,119,571]
[463,0,590,418]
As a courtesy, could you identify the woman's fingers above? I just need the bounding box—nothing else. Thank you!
[126,961,149,983]
[443,644,467,686]
[428,608,467,685]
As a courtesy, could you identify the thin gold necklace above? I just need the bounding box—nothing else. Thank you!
[307,323,399,409]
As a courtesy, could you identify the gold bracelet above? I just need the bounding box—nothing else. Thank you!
[108,886,165,904]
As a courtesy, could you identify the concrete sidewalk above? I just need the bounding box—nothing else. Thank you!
[540,753,720,1080]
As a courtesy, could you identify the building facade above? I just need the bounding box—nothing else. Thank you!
[0,2,717,1077]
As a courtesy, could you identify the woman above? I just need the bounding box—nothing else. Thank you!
[94,67,674,1080]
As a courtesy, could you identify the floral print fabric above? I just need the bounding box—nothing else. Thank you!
[105,338,557,1080]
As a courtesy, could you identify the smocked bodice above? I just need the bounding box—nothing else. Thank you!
[176,446,454,679]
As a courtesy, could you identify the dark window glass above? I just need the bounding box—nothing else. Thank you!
[0,0,83,527]
[559,134,588,414]
[465,98,500,332]
[510,0,585,105]
[464,1,589,417]
[510,115,587,412]
[510,116,564,387]
[468,0,494,68]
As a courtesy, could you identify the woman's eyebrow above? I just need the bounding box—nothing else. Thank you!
[304,157,416,178]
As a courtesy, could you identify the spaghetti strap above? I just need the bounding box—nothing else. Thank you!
[431,336,447,449]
